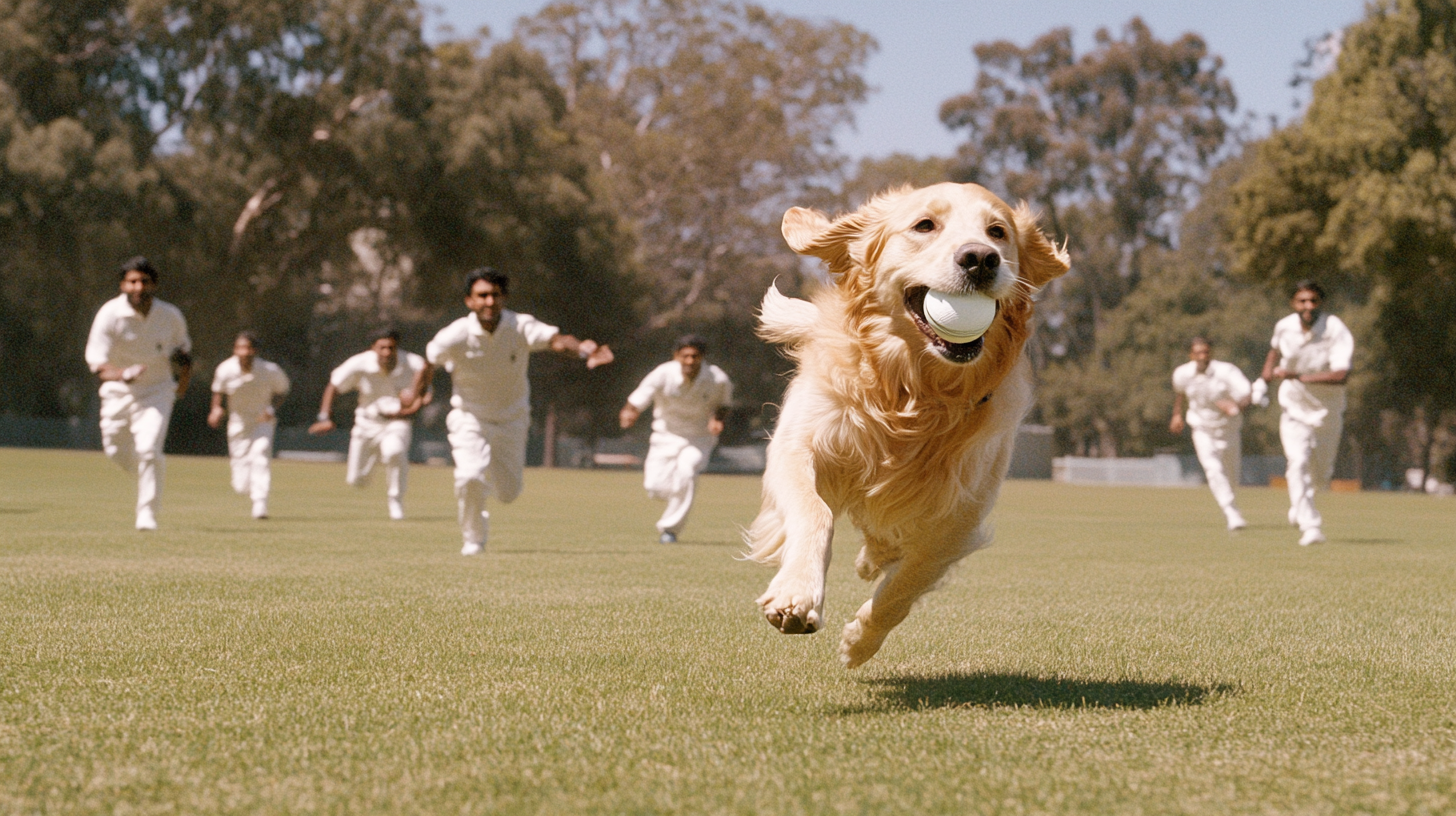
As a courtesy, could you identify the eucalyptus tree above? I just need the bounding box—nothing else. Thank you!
[939,18,1236,455]
[516,0,875,427]
[1228,0,1456,483]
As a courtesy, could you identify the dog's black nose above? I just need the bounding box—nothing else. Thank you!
[955,242,1000,272]
[955,242,1000,287]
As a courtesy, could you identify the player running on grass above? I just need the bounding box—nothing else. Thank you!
[208,331,290,519]
[84,256,192,531]
[619,335,733,543]
[1259,279,1354,547]
[309,328,428,521]
[1170,337,1251,532]
[407,268,614,555]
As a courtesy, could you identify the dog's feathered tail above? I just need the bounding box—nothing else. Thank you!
[757,283,818,347]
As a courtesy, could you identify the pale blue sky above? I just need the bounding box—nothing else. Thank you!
[425,0,1367,159]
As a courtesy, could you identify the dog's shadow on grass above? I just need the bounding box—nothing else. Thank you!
[838,671,1233,714]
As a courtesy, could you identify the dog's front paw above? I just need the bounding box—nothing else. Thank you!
[839,618,887,669]
[757,585,821,635]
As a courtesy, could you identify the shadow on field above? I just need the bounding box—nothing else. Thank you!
[840,672,1231,713]
[1339,538,1404,545]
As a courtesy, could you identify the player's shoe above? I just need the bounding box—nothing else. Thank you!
[252,500,268,519]
[135,509,157,531]
[658,532,677,544]
[388,498,404,521]
[1225,509,1247,532]
[461,541,483,556]
[1298,528,1326,546]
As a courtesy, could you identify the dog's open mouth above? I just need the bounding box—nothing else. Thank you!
[904,286,992,364]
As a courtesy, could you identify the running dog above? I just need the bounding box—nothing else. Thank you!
[747,182,1069,667]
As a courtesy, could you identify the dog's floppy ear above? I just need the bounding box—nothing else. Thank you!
[782,207,832,255]
[782,206,872,278]
[1013,202,1070,288]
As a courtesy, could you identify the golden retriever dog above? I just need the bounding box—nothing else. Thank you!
[747,182,1069,668]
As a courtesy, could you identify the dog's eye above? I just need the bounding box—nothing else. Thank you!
[912,219,937,233]
[987,224,1007,240]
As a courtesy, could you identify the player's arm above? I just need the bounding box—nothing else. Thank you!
[1295,369,1349,385]
[394,361,435,418]
[1263,347,1288,381]
[1169,393,1186,434]
[619,402,642,429]
[171,349,192,398]
[207,392,226,429]
[710,377,732,436]
[550,334,614,369]
[94,363,142,382]
[309,383,340,434]
[262,389,287,424]
[87,312,136,382]
[621,372,660,429]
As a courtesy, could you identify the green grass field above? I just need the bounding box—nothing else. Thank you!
[1,447,1453,815]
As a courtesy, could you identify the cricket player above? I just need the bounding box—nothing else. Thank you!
[84,256,192,531]
[208,331,290,519]
[1170,337,1251,531]
[619,335,733,543]
[409,268,614,555]
[309,328,427,521]
[1260,280,1354,546]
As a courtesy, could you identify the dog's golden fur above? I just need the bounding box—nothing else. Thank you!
[748,182,1069,667]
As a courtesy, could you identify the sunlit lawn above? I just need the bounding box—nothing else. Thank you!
[1,447,1453,815]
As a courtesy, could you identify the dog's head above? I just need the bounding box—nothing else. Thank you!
[781,183,1069,365]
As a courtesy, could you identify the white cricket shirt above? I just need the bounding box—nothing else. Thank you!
[84,294,192,401]
[426,311,559,423]
[1172,359,1250,433]
[329,349,427,422]
[627,361,734,438]
[1271,312,1354,427]
[212,356,290,433]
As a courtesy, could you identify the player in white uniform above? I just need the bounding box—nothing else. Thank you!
[84,257,192,531]
[1260,280,1354,546]
[208,332,290,519]
[309,328,428,520]
[1170,337,1251,531]
[619,336,733,543]
[410,269,614,555]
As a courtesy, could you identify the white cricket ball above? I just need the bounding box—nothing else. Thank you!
[923,289,997,343]
[370,396,402,418]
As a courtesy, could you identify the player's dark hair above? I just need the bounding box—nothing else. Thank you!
[235,330,260,349]
[118,256,158,282]
[675,334,708,355]
[1292,279,1325,300]
[1190,336,1211,350]
[465,267,509,297]
[368,326,401,345]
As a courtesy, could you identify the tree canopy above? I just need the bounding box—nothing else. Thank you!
[0,0,640,450]
[1227,0,1456,480]
[939,18,1238,455]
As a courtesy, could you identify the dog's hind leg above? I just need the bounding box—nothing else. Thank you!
[755,445,834,636]
[840,529,982,668]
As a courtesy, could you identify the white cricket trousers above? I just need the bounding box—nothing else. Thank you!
[643,431,717,535]
[228,421,275,502]
[99,388,174,521]
[347,417,412,500]
[1191,424,1241,516]
[446,409,527,546]
[1281,412,1343,532]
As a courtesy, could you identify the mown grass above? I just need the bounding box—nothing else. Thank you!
[1,447,1453,815]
